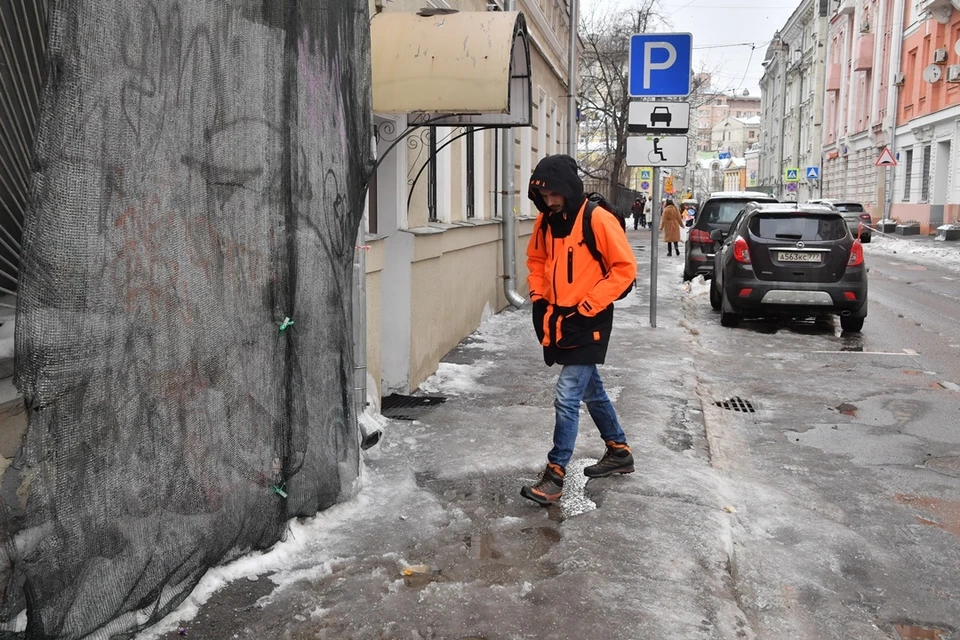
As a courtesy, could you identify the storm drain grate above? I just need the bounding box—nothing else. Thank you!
[715,397,756,413]
[381,394,447,421]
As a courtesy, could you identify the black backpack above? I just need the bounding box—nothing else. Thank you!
[539,192,634,300]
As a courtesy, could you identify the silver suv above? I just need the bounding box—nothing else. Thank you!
[807,199,873,243]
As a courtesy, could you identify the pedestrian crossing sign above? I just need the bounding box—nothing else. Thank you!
[805,166,820,180]
[784,168,800,183]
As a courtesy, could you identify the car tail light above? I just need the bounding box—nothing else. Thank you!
[733,236,751,264]
[847,240,864,266]
[738,288,753,298]
[844,291,858,301]
[690,229,712,244]
[859,213,872,221]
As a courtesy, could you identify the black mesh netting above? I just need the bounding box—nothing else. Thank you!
[0,1,372,637]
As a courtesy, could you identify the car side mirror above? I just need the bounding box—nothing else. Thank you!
[709,229,725,242]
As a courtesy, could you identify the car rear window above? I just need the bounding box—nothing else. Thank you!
[833,203,864,212]
[749,214,848,241]
[701,200,753,224]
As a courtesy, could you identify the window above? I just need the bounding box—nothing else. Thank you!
[920,145,931,202]
[903,148,913,200]
[465,128,475,219]
[428,129,438,221]
[751,214,847,241]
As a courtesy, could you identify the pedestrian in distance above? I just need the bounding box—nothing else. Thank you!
[660,198,683,257]
[522,154,638,506]
[631,198,642,230]
[638,194,648,228]
[642,198,651,228]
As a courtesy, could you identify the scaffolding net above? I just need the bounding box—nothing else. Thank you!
[0,1,371,637]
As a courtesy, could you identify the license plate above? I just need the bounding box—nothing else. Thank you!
[778,252,822,263]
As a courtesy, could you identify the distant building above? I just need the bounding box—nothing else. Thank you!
[711,116,761,158]
[693,78,761,154]
[759,0,829,201]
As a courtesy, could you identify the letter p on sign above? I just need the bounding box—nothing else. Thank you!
[644,42,676,90]
[629,33,693,97]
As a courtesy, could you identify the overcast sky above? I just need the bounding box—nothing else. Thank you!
[581,0,803,97]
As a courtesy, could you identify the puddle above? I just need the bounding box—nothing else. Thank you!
[464,533,502,560]
[839,334,864,350]
[893,623,949,639]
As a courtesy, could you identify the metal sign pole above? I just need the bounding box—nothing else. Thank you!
[650,167,660,328]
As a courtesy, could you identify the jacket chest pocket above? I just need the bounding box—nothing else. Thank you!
[566,247,574,284]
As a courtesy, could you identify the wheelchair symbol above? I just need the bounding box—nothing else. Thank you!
[648,137,667,163]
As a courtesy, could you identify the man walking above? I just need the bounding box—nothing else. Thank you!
[522,155,638,506]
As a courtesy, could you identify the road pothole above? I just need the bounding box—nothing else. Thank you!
[920,456,960,478]
[893,623,951,639]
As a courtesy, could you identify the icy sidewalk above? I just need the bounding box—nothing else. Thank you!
[863,230,960,275]
[140,242,748,639]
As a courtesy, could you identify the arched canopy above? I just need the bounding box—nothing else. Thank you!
[371,11,531,127]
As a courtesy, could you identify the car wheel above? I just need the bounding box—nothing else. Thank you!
[720,292,741,328]
[709,279,722,310]
[840,315,864,333]
[861,234,871,243]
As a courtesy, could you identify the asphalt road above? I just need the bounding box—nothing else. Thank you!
[683,246,960,638]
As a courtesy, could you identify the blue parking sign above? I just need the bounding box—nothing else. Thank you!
[629,33,693,97]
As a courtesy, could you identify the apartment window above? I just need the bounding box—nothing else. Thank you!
[920,145,931,202]
[465,128,475,219]
[903,148,913,200]
[428,130,438,221]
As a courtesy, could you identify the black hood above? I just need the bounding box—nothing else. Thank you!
[528,155,585,237]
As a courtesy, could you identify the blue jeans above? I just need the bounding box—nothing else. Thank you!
[548,364,627,469]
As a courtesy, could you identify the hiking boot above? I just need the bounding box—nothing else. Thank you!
[520,463,565,506]
[584,441,635,478]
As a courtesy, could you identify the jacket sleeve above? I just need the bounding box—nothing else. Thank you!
[578,209,637,316]
[526,214,548,302]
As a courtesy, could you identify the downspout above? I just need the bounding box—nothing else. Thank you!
[501,0,525,309]
[566,0,578,157]
[778,40,789,199]
[884,0,905,221]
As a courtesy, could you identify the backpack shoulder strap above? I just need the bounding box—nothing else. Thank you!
[581,200,608,275]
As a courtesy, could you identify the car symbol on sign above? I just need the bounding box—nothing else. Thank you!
[649,106,672,127]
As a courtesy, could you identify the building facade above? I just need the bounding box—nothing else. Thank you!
[816,0,960,231]
[759,0,830,201]
[365,0,577,397]
[711,116,761,158]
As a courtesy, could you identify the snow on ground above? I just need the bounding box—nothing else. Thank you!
[137,305,530,638]
[863,232,960,274]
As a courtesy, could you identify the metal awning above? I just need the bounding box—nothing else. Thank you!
[371,10,531,127]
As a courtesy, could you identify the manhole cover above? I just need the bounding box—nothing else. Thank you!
[922,456,960,478]
[381,394,447,420]
[715,397,755,413]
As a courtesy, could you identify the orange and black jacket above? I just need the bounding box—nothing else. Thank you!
[526,155,637,366]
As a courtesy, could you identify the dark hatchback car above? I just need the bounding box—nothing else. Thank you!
[683,191,778,281]
[710,203,868,332]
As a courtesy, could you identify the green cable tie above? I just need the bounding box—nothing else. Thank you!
[273,484,288,498]
[278,317,294,335]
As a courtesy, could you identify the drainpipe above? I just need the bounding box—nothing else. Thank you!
[353,225,381,450]
[501,0,525,309]
[883,0,906,221]
[566,0,578,158]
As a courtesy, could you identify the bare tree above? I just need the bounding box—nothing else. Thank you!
[578,2,715,196]
[578,1,660,195]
